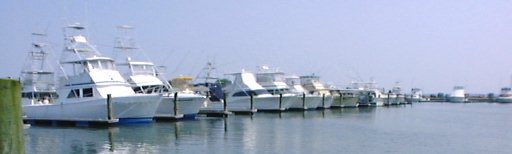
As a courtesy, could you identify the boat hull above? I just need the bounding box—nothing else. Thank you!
[155,93,206,119]
[405,97,421,103]
[495,97,512,103]
[448,97,466,103]
[317,95,334,108]
[369,98,385,107]
[23,94,161,123]
[289,95,322,110]
[331,95,359,108]
[209,94,296,111]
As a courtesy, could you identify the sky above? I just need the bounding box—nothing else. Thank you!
[1,0,511,94]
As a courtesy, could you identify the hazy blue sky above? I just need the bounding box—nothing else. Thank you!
[1,0,511,94]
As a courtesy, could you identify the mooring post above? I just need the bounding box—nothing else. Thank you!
[279,93,283,110]
[322,93,325,108]
[107,94,114,121]
[302,93,306,109]
[223,92,228,112]
[338,92,342,106]
[387,91,391,105]
[250,93,254,111]
[0,79,24,154]
[174,92,179,116]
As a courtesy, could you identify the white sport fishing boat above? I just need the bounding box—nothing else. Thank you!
[283,75,322,110]
[210,70,296,112]
[299,74,334,109]
[391,83,405,105]
[405,88,423,103]
[382,90,395,106]
[167,76,207,118]
[496,87,512,103]
[352,80,385,107]
[22,24,161,124]
[330,85,361,108]
[256,66,318,110]
[20,33,58,107]
[113,25,205,119]
[448,86,466,103]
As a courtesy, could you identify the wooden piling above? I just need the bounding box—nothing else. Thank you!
[174,92,179,116]
[338,92,342,106]
[321,93,325,108]
[302,93,306,109]
[387,91,390,105]
[0,79,24,154]
[223,92,228,112]
[107,94,114,121]
[250,93,254,111]
[279,93,283,110]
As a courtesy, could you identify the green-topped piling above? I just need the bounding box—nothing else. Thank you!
[0,79,25,154]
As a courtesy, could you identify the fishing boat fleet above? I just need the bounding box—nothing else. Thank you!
[17,23,511,126]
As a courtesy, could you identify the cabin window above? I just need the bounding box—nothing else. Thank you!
[83,88,93,97]
[133,86,144,93]
[101,60,115,70]
[132,65,154,75]
[89,61,100,70]
[67,89,80,98]
[22,92,33,98]
[256,75,273,82]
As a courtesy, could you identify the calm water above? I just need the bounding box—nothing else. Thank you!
[25,103,512,154]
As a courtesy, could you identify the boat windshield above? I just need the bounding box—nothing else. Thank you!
[86,60,115,71]
[22,92,58,99]
[266,88,290,95]
[131,64,155,76]
[232,89,269,96]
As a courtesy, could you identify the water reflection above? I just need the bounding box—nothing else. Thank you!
[25,108,382,153]
[25,105,479,154]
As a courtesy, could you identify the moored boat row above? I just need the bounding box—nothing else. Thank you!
[20,24,207,125]
[23,23,498,126]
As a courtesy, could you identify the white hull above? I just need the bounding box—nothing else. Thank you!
[383,94,394,105]
[369,98,385,106]
[448,97,466,103]
[210,94,296,111]
[317,95,334,108]
[359,95,384,106]
[155,93,207,118]
[289,95,322,110]
[331,95,359,108]
[23,94,160,122]
[405,97,421,103]
[496,97,512,103]
[396,96,406,104]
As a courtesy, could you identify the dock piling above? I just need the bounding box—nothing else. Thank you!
[322,93,325,108]
[0,79,24,154]
[107,94,114,122]
[338,92,342,107]
[387,91,390,105]
[279,93,283,110]
[174,92,179,116]
[302,93,306,109]
[223,92,228,112]
[250,93,254,111]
